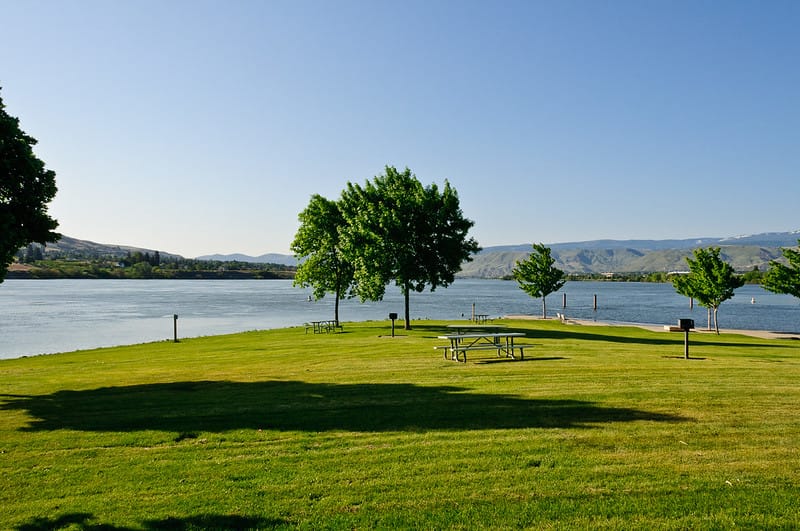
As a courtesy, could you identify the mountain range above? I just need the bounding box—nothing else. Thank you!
[41,231,799,278]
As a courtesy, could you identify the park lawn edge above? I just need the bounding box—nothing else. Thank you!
[1,319,799,529]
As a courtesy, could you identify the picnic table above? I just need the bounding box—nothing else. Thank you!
[305,320,344,334]
[472,314,491,323]
[435,332,529,363]
[447,324,506,335]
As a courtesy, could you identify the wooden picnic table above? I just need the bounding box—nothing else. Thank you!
[473,314,491,323]
[436,332,529,363]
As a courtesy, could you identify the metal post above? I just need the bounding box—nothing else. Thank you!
[173,314,179,343]
[562,293,566,308]
[684,330,689,359]
[593,294,597,311]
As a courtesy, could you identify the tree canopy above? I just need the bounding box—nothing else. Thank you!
[338,166,480,330]
[762,239,800,300]
[1,89,59,282]
[512,243,566,318]
[290,194,354,325]
[671,247,744,334]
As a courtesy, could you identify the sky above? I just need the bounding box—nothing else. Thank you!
[2,0,798,258]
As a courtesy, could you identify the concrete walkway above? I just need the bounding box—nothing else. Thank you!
[504,314,799,341]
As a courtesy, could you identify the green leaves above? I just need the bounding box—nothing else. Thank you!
[763,240,800,299]
[671,247,744,333]
[339,166,480,329]
[512,243,566,318]
[290,194,354,323]
[0,89,60,282]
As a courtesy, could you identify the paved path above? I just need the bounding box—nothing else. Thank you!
[504,314,799,341]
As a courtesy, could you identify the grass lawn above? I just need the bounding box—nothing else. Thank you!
[1,318,799,529]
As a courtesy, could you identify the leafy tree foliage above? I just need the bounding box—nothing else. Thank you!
[291,194,354,325]
[339,166,479,330]
[671,247,744,334]
[763,239,800,300]
[1,89,59,282]
[512,243,566,318]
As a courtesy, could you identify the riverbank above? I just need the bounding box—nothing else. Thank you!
[504,314,800,340]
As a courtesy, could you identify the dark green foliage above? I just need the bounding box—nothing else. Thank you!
[339,166,480,329]
[512,243,566,318]
[671,247,745,334]
[291,194,355,324]
[763,239,800,299]
[0,88,59,282]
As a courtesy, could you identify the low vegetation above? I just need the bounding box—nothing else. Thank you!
[2,320,799,529]
[8,254,295,280]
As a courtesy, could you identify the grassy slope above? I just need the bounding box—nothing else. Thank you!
[1,320,799,530]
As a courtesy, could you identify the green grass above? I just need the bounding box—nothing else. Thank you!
[2,319,800,529]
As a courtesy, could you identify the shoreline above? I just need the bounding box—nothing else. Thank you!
[503,314,800,341]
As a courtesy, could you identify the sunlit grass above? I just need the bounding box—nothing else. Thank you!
[1,319,799,529]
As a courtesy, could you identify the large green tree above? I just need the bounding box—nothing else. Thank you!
[763,239,800,300]
[512,243,566,319]
[291,194,354,326]
[671,247,744,334]
[1,89,59,282]
[339,166,480,330]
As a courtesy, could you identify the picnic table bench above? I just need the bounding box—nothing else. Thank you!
[436,332,531,363]
[305,320,344,334]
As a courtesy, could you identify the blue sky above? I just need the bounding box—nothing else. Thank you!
[2,0,798,257]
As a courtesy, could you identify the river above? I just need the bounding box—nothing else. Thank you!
[2,279,799,359]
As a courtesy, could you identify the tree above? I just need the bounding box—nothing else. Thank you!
[512,243,566,318]
[339,166,480,330]
[1,89,60,282]
[671,247,744,334]
[763,239,800,300]
[291,194,355,325]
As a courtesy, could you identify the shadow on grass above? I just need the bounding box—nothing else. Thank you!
[409,322,795,349]
[2,380,689,433]
[475,356,568,365]
[16,512,287,530]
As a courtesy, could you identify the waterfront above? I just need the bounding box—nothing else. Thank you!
[2,278,799,359]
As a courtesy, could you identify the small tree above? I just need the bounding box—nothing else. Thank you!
[671,247,744,334]
[512,243,566,318]
[291,194,355,325]
[1,89,59,282]
[763,239,800,300]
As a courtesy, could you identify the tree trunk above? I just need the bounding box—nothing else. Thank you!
[713,306,720,334]
[403,284,412,330]
[542,297,547,319]
[707,307,711,330]
[334,290,340,327]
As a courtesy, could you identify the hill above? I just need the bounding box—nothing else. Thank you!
[27,231,799,278]
[197,252,297,266]
[458,231,799,278]
[32,235,183,261]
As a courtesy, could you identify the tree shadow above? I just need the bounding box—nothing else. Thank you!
[2,380,689,434]
[15,512,288,530]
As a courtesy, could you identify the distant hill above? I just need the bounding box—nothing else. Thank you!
[459,231,799,278]
[37,231,799,278]
[36,235,183,260]
[196,253,298,267]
